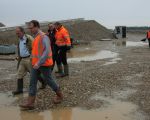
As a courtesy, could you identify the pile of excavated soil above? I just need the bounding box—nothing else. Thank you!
[0,22,5,27]
[64,20,113,41]
[0,20,113,45]
[41,20,114,42]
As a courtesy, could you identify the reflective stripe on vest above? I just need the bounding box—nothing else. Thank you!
[31,55,52,59]
[32,32,53,66]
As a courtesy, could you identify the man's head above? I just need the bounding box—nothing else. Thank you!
[54,22,62,30]
[48,23,55,31]
[28,20,40,35]
[16,27,25,39]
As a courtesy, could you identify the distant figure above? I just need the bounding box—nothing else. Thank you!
[147,30,150,48]
[54,22,71,77]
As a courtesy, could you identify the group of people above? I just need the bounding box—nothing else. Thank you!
[13,20,71,110]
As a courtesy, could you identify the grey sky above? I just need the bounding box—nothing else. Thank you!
[0,0,149,28]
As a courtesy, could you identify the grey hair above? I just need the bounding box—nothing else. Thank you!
[16,26,25,33]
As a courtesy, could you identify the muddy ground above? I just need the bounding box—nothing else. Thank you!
[0,33,150,119]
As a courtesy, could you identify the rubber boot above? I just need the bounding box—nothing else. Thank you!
[56,65,65,77]
[12,78,23,95]
[58,65,64,74]
[19,96,36,110]
[64,65,69,76]
[60,65,69,77]
[55,64,60,73]
[53,89,63,104]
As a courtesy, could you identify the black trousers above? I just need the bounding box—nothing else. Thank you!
[51,45,59,71]
[57,46,68,65]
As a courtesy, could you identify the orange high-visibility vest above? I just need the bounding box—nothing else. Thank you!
[32,32,53,66]
[55,26,71,46]
[147,31,150,39]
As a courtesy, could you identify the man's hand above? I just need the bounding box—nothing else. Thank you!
[15,56,20,61]
[33,63,40,69]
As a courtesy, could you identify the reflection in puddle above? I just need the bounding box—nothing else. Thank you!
[126,41,147,47]
[0,106,146,120]
[113,40,127,46]
[68,46,97,59]
[113,40,148,47]
[68,50,118,63]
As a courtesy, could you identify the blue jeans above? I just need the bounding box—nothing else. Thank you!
[29,66,59,96]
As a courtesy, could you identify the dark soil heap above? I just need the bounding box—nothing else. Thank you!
[66,20,113,41]
[0,23,5,27]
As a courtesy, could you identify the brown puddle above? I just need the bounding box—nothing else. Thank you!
[68,46,97,58]
[68,50,118,63]
[90,94,146,120]
[0,92,147,120]
[66,44,119,63]
[0,93,17,107]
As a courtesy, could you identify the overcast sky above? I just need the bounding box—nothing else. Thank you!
[0,0,149,28]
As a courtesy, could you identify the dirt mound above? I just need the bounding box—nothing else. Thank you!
[0,19,113,45]
[41,20,113,42]
[65,20,113,41]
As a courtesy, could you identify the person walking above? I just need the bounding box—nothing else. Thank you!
[12,27,46,95]
[20,20,63,109]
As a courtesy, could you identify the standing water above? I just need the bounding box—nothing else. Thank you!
[0,92,146,120]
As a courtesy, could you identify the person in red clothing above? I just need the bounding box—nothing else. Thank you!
[54,22,71,77]
[147,30,150,48]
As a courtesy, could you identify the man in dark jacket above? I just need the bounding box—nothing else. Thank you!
[47,23,59,71]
